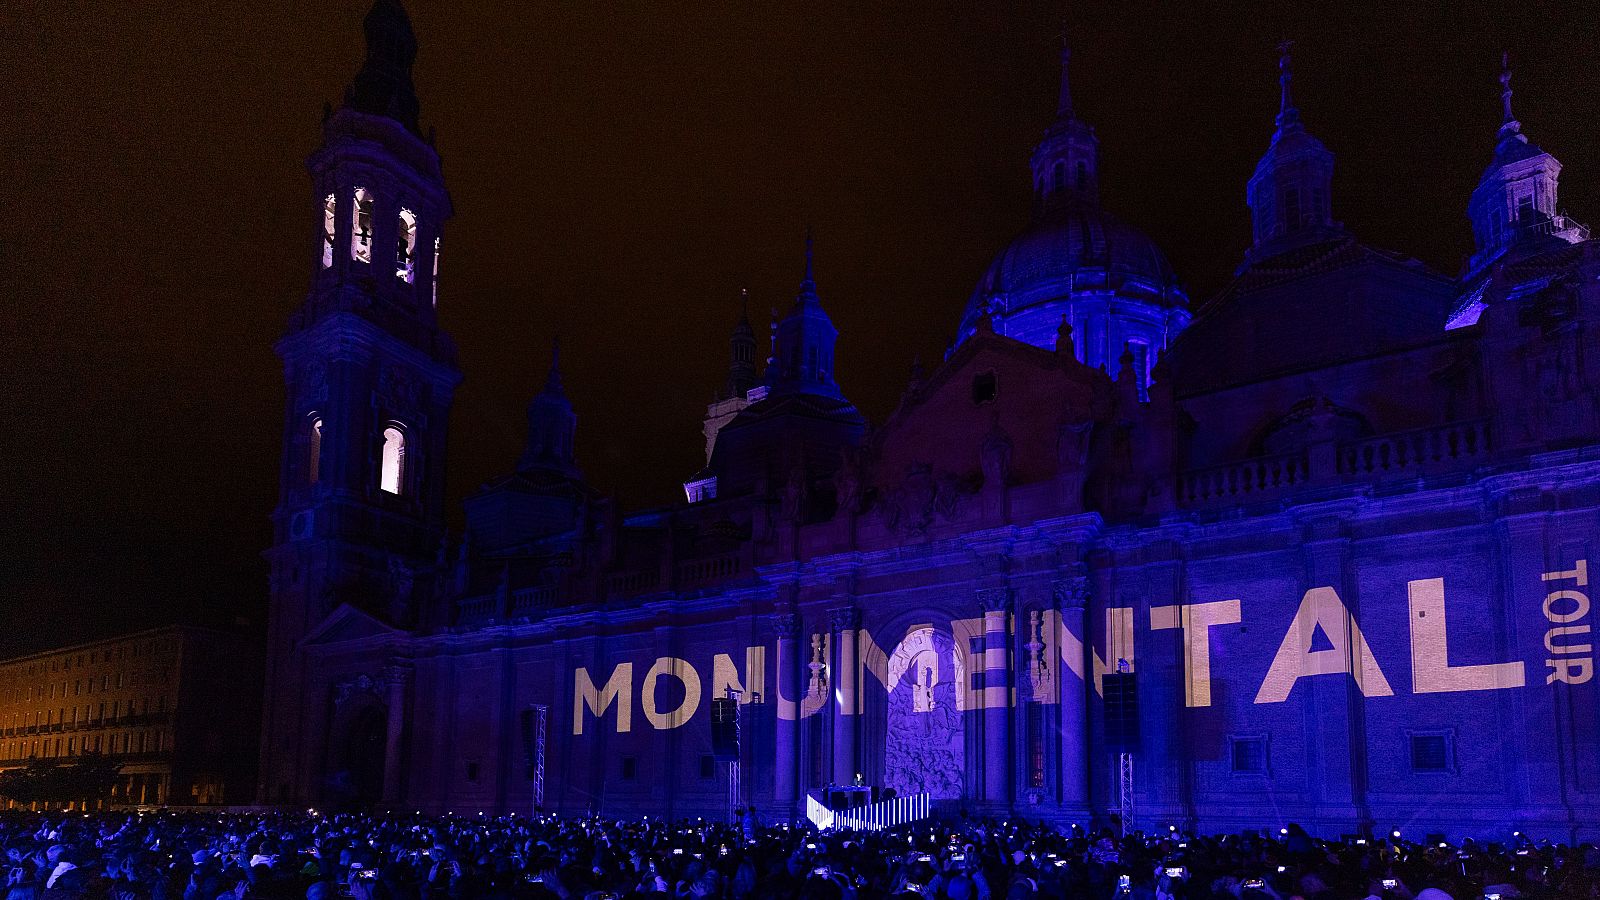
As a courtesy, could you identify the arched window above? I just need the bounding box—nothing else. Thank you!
[321,194,336,268]
[1281,185,1303,232]
[351,188,373,263]
[396,209,417,283]
[380,426,406,495]
[1076,161,1088,191]
[1052,161,1066,194]
[308,417,323,484]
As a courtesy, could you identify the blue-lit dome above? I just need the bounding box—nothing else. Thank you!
[960,201,1188,345]
[954,43,1190,385]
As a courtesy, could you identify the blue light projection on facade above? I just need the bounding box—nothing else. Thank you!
[260,4,1600,841]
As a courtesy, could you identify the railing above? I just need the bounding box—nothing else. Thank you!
[805,791,931,832]
[1177,419,1496,509]
[604,569,660,597]
[676,554,741,589]
[456,594,498,621]
[1518,214,1589,241]
[1338,419,1491,477]
[1177,451,1310,506]
[511,585,560,617]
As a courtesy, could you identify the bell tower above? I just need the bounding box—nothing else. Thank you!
[259,0,461,804]
[1464,54,1585,279]
[1243,41,1338,265]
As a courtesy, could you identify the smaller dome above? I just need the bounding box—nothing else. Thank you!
[959,201,1188,341]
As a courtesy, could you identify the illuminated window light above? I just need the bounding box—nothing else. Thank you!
[396,209,417,283]
[380,426,406,495]
[321,194,336,268]
[308,417,323,484]
[351,188,373,264]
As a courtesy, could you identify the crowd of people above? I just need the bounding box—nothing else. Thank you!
[0,808,1591,900]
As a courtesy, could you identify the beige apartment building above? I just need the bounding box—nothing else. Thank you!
[0,626,260,806]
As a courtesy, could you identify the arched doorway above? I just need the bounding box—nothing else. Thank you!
[882,627,965,800]
[327,700,386,808]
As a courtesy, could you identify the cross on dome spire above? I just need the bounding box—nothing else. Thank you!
[1056,22,1074,119]
[1498,51,1521,138]
[1275,39,1299,130]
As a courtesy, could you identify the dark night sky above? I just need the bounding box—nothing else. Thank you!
[2,1,1596,656]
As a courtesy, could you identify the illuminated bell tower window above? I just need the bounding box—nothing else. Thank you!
[396,208,417,283]
[321,194,336,268]
[351,188,374,263]
[380,426,406,495]
[308,417,323,484]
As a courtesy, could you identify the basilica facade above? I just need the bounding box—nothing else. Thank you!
[260,2,1600,840]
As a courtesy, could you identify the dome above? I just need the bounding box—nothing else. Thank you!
[958,200,1189,352]
[954,39,1191,383]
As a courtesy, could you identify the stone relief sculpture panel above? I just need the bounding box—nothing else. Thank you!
[882,628,964,800]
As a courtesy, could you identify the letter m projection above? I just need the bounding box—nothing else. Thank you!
[573,663,633,735]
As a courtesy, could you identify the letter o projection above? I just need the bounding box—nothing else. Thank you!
[1543,590,1591,624]
[642,657,702,730]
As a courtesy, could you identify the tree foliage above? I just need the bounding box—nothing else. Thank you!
[0,753,122,806]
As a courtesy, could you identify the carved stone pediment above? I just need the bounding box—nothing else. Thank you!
[300,603,406,648]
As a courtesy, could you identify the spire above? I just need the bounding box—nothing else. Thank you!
[771,228,842,399]
[1499,53,1517,129]
[543,336,564,396]
[728,289,758,397]
[345,0,422,136]
[520,338,578,475]
[1029,25,1099,208]
[1463,51,1586,277]
[1244,39,1335,262]
[800,226,817,298]
[1275,39,1299,131]
[1055,25,1073,119]
[1496,51,1525,147]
